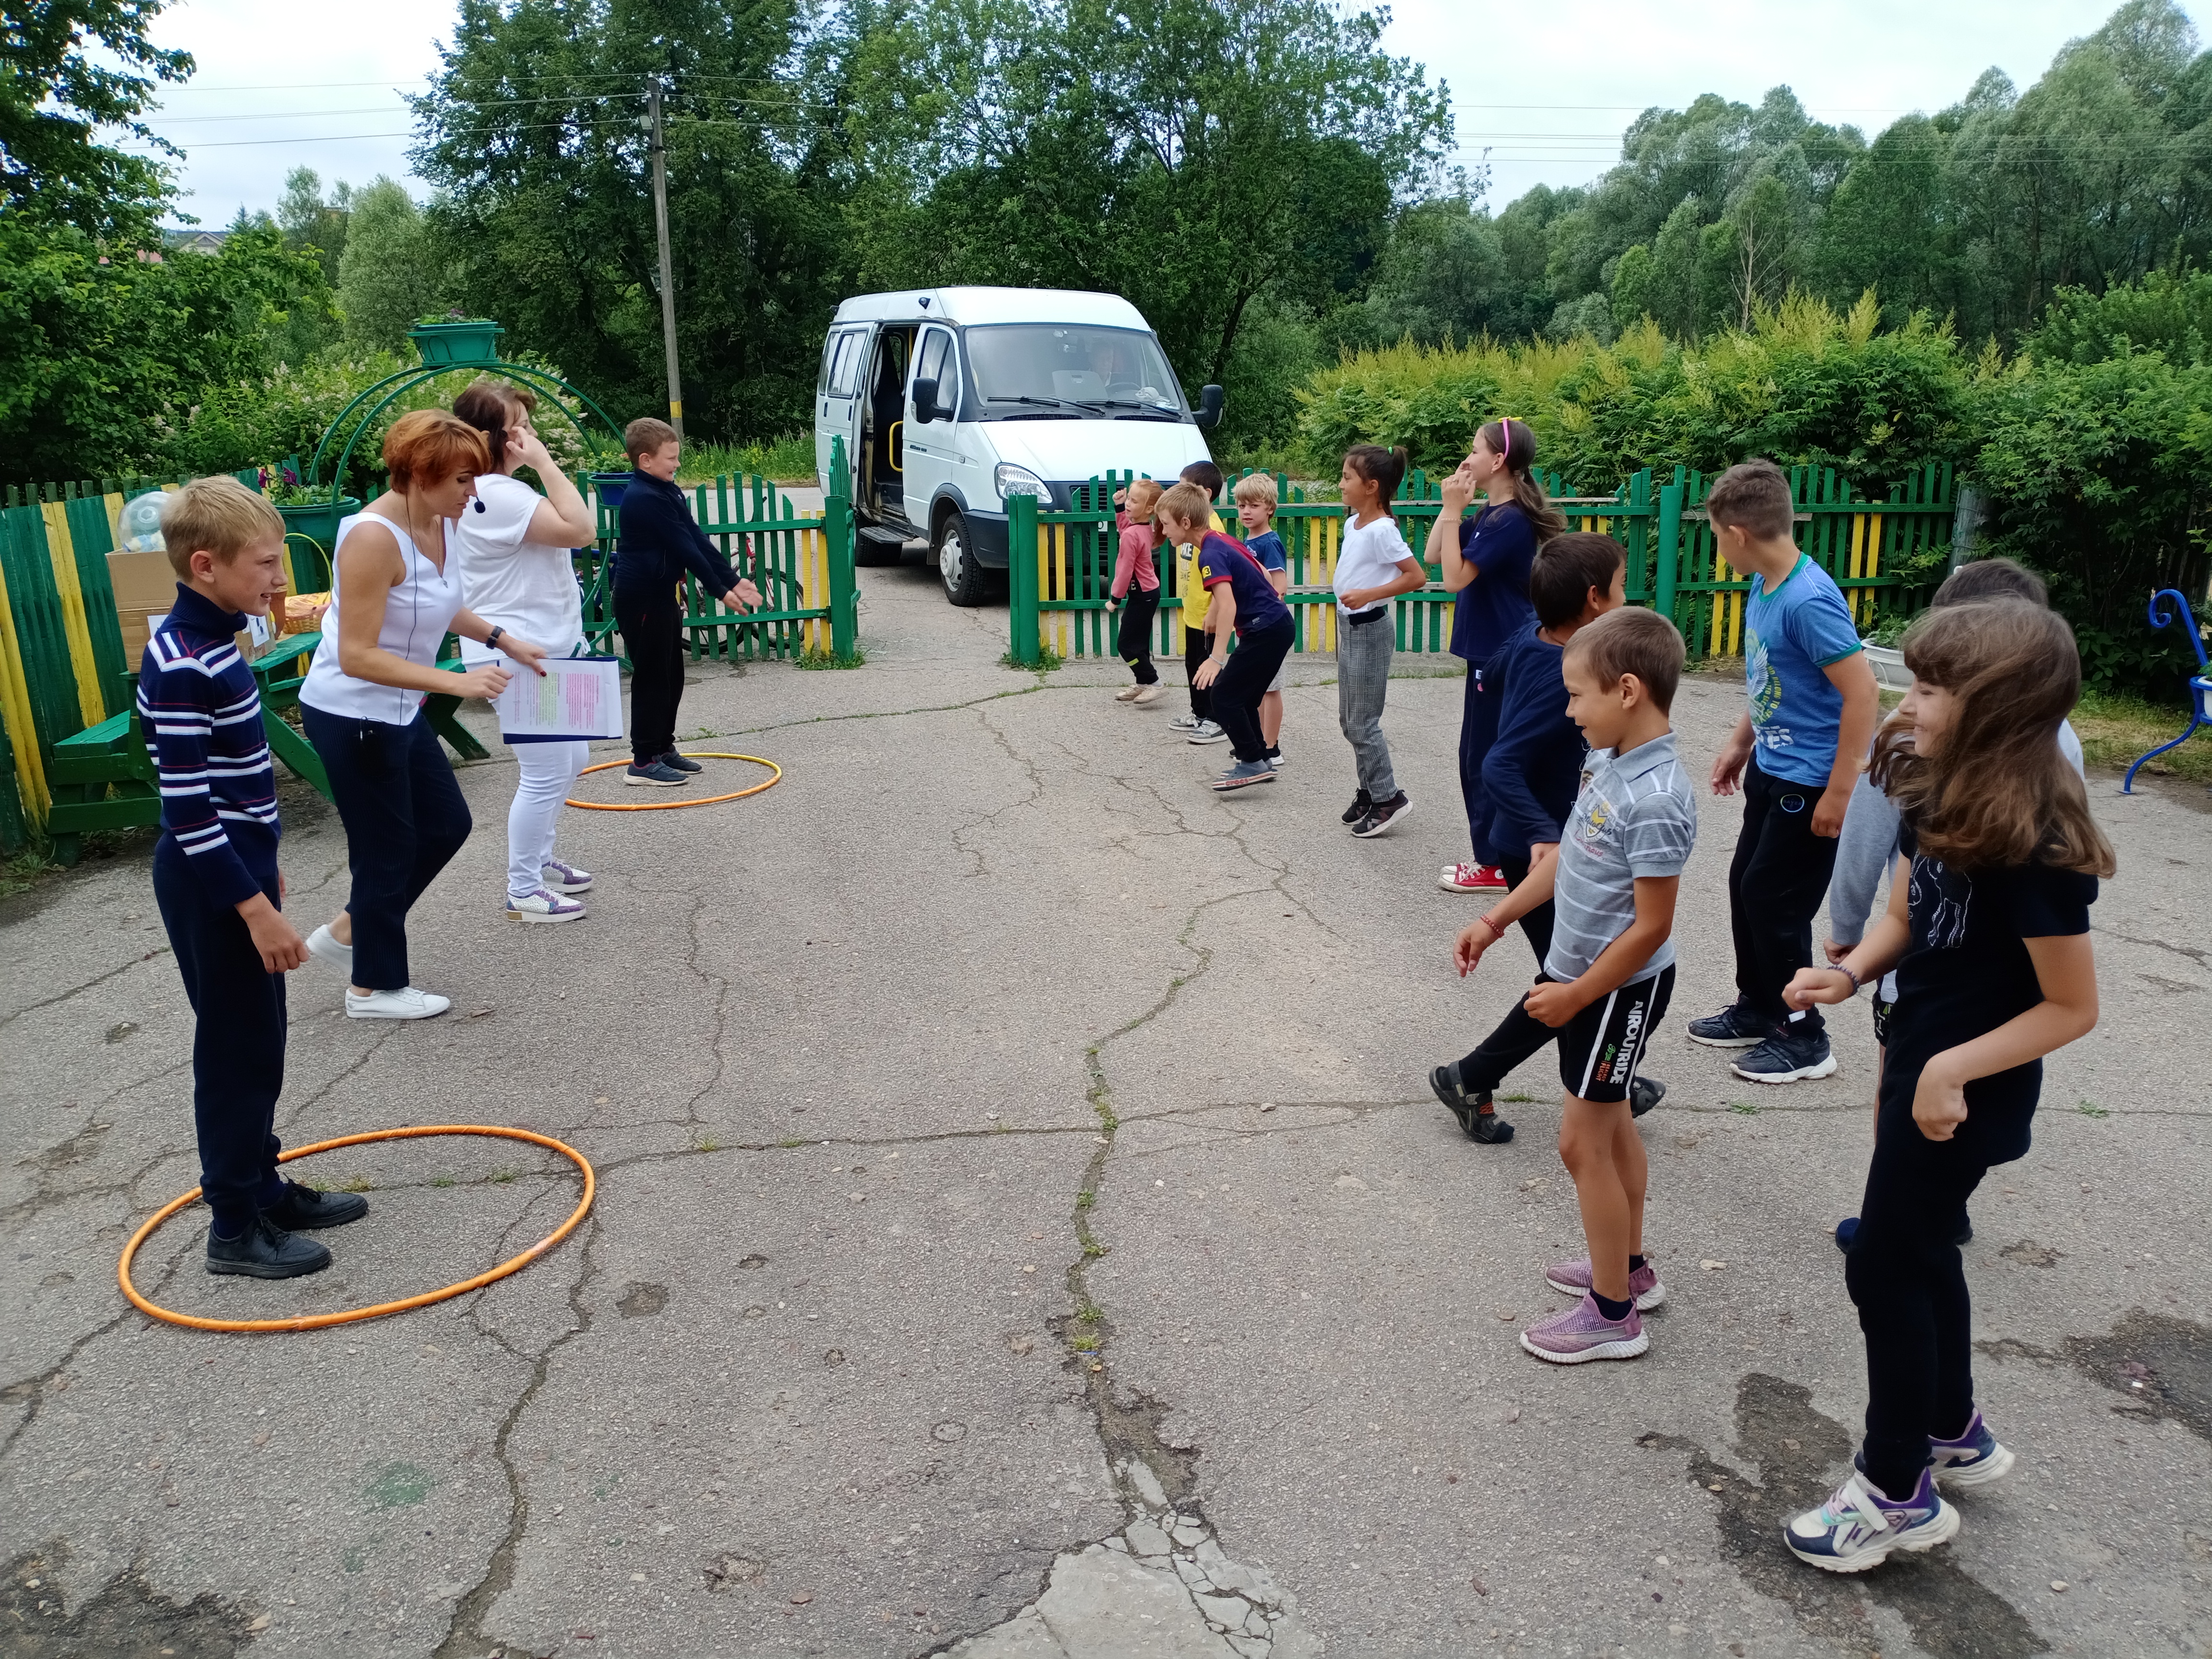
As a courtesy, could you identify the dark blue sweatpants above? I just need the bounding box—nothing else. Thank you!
[1459,655,1503,866]
[152,838,288,1237]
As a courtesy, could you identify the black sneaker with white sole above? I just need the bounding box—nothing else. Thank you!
[1686,1001,1772,1047]
[1351,792,1411,838]
[1429,1062,1515,1143]
[1341,789,1372,826]
[625,760,690,787]
[659,750,704,774]
[1731,1027,1839,1084]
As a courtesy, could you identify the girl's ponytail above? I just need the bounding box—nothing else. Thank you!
[1480,418,1566,542]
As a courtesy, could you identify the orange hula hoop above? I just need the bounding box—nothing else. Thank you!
[565,751,781,811]
[118,1125,596,1334]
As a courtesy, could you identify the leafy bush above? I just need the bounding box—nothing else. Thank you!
[1293,292,1971,494]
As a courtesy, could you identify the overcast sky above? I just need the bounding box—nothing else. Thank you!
[137,0,2182,225]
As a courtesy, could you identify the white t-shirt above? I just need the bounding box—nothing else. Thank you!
[453,472,585,664]
[1334,514,1413,614]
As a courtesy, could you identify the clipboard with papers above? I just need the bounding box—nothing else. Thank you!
[494,654,625,742]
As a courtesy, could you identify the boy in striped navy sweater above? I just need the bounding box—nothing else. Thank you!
[140,478,367,1278]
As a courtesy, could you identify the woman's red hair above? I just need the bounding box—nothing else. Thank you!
[383,409,489,491]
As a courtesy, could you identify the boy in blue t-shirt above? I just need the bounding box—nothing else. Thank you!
[1688,460,1879,1084]
[1233,472,1293,765]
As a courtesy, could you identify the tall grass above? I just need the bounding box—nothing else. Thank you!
[678,433,817,485]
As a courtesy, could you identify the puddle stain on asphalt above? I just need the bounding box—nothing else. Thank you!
[1642,1372,2049,1659]
[2,1545,253,1657]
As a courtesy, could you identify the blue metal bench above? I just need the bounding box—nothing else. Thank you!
[2121,588,2212,793]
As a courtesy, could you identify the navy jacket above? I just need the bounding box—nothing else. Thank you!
[1479,619,1587,860]
[613,470,740,601]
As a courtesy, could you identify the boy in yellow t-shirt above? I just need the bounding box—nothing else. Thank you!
[1166,461,1230,745]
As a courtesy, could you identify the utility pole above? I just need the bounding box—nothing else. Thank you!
[646,76,684,440]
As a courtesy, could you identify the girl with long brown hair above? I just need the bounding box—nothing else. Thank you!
[1431,417,1565,893]
[1777,599,2112,1573]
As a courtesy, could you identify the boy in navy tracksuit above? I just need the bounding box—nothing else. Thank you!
[1428,533,1665,1142]
[140,477,368,1278]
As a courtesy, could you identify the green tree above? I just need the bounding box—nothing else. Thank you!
[278,167,354,278]
[336,177,452,353]
[0,0,193,240]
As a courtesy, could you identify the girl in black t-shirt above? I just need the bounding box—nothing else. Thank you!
[1774,599,2114,1575]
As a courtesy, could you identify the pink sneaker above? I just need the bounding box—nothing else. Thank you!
[1520,1293,1648,1364]
[1545,1257,1666,1310]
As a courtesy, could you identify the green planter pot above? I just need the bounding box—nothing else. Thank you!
[410,320,505,366]
[276,497,360,589]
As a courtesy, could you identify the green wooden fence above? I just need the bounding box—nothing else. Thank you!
[1008,463,1956,669]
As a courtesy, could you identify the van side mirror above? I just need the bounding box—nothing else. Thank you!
[911,377,945,423]
[1194,384,1224,430]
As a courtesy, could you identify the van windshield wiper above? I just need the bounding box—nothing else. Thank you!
[1095,398,1180,413]
[985,394,1106,415]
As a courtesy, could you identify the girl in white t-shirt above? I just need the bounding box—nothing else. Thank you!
[451,383,601,922]
[1333,445,1428,836]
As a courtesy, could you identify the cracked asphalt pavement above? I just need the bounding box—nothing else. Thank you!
[4,557,2210,1658]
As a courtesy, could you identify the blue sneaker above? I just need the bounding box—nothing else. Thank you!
[1928,1409,2015,1490]
[1730,1026,1838,1084]
[1835,1216,1859,1252]
[1210,759,1277,792]
[1686,1001,1771,1048]
[1785,1466,1957,1573]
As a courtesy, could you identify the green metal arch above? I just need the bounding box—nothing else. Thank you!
[307,358,624,510]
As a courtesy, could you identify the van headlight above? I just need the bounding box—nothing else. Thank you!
[995,464,1049,503]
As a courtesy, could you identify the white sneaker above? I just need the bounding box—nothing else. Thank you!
[1114,685,1142,702]
[1186,720,1228,745]
[305,924,353,974]
[345,986,452,1021]
[1130,685,1164,707]
[539,858,593,894]
[506,887,586,924]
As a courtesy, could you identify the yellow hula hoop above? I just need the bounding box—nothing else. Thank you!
[118,1125,596,1334]
[565,751,781,811]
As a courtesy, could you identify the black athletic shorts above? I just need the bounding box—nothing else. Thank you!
[1872,978,1898,1046]
[1554,964,1674,1103]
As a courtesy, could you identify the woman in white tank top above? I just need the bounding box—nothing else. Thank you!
[298,410,549,1021]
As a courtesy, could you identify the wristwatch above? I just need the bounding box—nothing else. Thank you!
[486,626,505,651]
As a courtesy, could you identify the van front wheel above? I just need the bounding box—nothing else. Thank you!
[936,512,988,607]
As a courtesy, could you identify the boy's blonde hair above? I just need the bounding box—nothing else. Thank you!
[1231,472,1278,511]
[161,477,285,578]
[1124,477,1162,517]
[1156,482,1213,534]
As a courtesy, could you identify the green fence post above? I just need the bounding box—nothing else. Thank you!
[1007,491,1040,667]
[1653,481,1683,628]
[825,437,858,661]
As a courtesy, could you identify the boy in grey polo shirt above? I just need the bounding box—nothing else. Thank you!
[1444,607,1695,1364]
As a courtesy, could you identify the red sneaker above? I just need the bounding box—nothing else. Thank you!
[1439,862,1508,892]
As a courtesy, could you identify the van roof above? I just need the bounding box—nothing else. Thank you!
[830,287,1153,330]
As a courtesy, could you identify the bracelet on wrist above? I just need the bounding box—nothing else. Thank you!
[1833,963,1862,995]
[1477,912,1506,940]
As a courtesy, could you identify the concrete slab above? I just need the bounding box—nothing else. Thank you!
[4,566,2209,1658]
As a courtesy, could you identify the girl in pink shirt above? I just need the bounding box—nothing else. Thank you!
[1106,476,1164,705]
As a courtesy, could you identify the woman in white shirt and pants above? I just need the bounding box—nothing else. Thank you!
[448,381,599,923]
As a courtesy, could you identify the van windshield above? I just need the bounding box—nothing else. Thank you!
[963,325,1185,418]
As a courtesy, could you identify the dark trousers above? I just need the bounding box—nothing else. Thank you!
[151,839,287,1237]
[1118,588,1160,684]
[1729,757,1840,1036]
[302,704,473,993]
[1183,627,1213,722]
[615,587,687,765]
[1455,856,1557,1081]
[1212,617,1295,763]
[1845,1079,2007,1498]
[1459,655,1503,866]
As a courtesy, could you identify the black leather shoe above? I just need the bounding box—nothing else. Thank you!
[207,1214,332,1278]
[660,751,704,774]
[262,1179,368,1229]
[1630,1075,1666,1118]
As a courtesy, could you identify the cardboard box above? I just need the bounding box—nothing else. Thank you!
[108,549,180,611]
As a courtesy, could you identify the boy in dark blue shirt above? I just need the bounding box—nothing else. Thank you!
[1159,482,1293,793]
[1233,472,1293,765]
[613,418,762,786]
[140,478,368,1277]
[1430,533,1665,1142]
